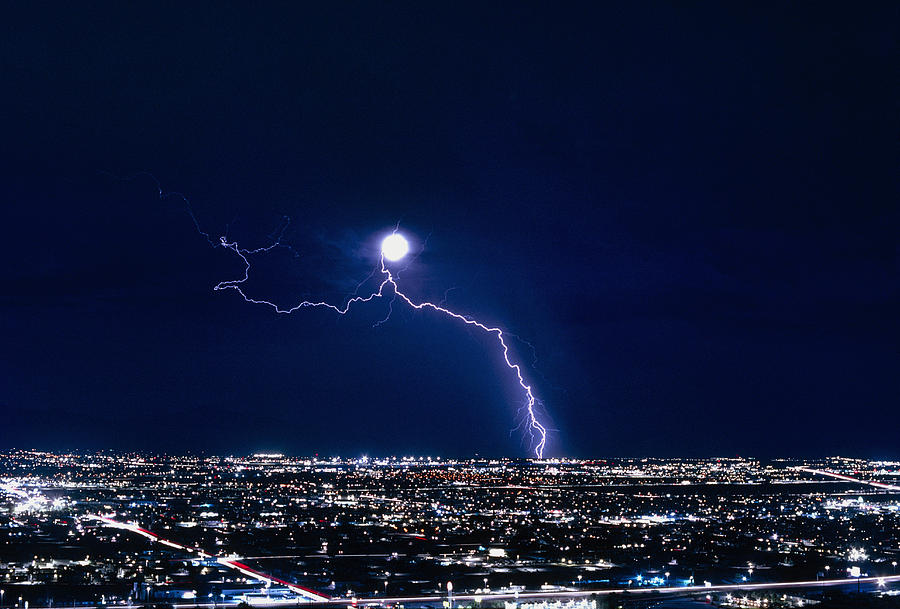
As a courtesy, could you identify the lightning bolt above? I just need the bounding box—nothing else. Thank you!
[115,174,550,457]
[213,233,549,458]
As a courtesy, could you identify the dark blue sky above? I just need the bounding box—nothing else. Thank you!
[1,3,897,458]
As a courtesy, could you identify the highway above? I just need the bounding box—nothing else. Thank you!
[20,575,900,609]
[798,467,900,491]
[333,575,900,606]
[85,515,329,602]
[1,484,330,602]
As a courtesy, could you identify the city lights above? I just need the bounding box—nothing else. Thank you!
[0,452,897,608]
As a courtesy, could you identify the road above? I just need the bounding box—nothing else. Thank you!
[22,575,900,609]
[798,467,900,491]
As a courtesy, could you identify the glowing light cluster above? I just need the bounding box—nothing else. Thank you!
[0,480,29,499]
[1,480,62,514]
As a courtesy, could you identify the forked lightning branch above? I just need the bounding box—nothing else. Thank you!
[213,228,549,458]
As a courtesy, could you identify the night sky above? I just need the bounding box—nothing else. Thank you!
[2,4,897,458]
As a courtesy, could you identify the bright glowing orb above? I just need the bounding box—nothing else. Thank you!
[381,233,410,261]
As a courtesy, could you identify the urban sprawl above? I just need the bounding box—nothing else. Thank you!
[1,452,898,608]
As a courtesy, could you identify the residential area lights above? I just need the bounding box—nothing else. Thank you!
[0,452,897,607]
